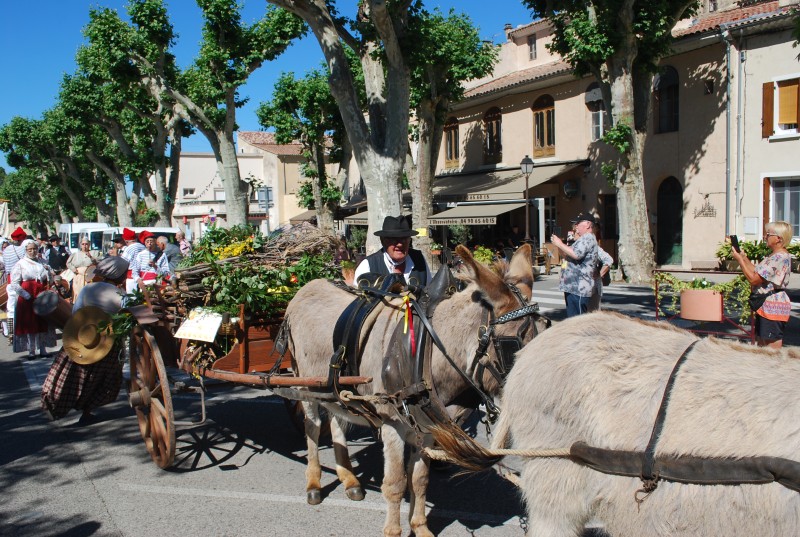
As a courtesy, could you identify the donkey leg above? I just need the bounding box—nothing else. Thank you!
[329,415,364,501]
[407,447,434,537]
[303,401,324,505]
[381,424,407,537]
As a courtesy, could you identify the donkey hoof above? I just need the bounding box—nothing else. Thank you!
[345,486,365,501]
[307,489,322,505]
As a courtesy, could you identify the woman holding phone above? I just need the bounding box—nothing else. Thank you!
[731,221,792,348]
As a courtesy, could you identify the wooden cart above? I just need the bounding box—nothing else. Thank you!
[126,283,370,469]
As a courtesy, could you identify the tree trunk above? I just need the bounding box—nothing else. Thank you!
[215,132,248,226]
[312,142,335,233]
[411,98,439,264]
[607,59,655,283]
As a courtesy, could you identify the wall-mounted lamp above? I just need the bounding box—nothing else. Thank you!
[208,208,216,223]
[563,180,579,199]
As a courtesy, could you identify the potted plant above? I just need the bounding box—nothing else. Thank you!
[340,260,356,285]
[448,224,472,247]
[653,272,751,323]
[787,243,800,273]
[430,241,443,256]
[715,238,771,272]
[472,245,494,265]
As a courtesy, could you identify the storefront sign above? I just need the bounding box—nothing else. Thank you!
[429,217,497,225]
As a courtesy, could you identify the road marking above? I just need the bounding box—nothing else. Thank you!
[118,483,523,526]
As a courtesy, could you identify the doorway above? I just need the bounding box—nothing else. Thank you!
[656,176,683,265]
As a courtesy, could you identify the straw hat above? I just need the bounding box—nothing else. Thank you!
[63,306,114,365]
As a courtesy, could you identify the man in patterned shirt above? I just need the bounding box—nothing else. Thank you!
[550,213,598,317]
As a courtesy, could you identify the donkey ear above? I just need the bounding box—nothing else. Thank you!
[506,243,534,301]
[455,245,516,311]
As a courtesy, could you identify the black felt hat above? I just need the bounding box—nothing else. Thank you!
[570,213,597,225]
[374,215,418,238]
[48,234,60,241]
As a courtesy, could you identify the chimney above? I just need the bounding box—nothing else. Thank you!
[504,23,513,41]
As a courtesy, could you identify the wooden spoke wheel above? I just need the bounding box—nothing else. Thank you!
[128,325,176,469]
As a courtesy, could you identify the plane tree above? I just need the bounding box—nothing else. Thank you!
[522,0,698,282]
[84,0,306,226]
[256,68,347,233]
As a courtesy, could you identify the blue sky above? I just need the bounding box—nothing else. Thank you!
[0,1,534,171]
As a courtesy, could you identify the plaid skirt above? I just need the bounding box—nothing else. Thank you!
[41,349,123,420]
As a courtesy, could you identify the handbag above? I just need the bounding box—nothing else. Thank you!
[748,289,778,312]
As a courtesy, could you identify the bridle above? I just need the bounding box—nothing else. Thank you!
[465,282,551,421]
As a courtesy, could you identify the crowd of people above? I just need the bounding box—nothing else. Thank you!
[0,226,192,423]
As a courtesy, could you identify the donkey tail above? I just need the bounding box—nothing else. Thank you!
[427,421,505,473]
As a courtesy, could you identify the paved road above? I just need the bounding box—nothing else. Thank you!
[3,273,799,536]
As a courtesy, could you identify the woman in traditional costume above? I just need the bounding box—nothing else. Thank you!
[9,239,56,358]
[66,237,99,300]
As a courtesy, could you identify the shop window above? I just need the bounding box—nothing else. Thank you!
[654,66,679,134]
[762,77,800,137]
[444,117,459,168]
[532,95,555,157]
[483,107,502,165]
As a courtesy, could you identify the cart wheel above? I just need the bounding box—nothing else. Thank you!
[128,325,176,469]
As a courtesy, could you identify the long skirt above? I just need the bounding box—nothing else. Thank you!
[13,280,56,353]
[41,349,123,420]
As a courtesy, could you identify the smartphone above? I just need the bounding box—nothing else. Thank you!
[730,235,740,253]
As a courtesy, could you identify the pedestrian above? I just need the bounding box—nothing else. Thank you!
[10,239,56,358]
[507,225,524,248]
[156,235,182,274]
[0,238,8,337]
[67,237,100,300]
[550,213,598,317]
[353,215,432,287]
[43,234,70,274]
[120,228,145,293]
[3,227,29,340]
[588,222,614,312]
[37,234,50,258]
[131,231,165,285]
[176,230,192,256]
[108,234,125,256]
[41,256,130,423]
[731,221,792,348]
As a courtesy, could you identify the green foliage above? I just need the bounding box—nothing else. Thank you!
[182,224,263,266]
[472,245,494,264]
[601,161,617,188]
[135,208,159,226]
[347,227,367,252]
[715,239,771,262]
[448,224,472,246]
[296,180,343,210]
[653,272,752,323]
[787,242,800,257]
[602,123,632,154]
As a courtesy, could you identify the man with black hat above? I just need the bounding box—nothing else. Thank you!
[550,213,598,317]
[353,215,432,287]
[43,235,70,274]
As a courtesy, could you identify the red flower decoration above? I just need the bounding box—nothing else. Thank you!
[290,274,298,284]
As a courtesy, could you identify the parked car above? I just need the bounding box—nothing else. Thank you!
[58,222,110,250]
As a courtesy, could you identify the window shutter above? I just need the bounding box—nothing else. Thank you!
[777,79,798,125]
[762,82,774,138]
[763,177,771,224]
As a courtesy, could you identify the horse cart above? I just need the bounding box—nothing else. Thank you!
[124,281,372,469]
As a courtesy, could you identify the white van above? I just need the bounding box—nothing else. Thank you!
[101,226,181,255]
[57,222,110,250]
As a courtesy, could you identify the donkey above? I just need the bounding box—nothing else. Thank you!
[284,244,549,537]
[431,311,800,536]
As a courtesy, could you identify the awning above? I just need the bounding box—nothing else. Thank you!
[289,209,316,224]
[344,210,369,225]
[428,203,525,226]
[434,162,583,203]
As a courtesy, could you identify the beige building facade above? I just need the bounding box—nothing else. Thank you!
[435,0,799,269]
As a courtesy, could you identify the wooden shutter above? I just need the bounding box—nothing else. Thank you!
[762,82,774,138]
[763,177,771,224]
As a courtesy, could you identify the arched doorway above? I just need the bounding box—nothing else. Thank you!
[656,177,683,265]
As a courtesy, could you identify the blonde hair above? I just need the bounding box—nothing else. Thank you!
[766,221,793,244]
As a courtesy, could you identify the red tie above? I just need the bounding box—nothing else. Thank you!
[393,261,405,274]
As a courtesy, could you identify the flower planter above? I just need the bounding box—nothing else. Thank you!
[792,257,800,274]
[679,289,723,322]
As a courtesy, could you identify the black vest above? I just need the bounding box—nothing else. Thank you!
[47,245,69,271]
[366,248,428,287]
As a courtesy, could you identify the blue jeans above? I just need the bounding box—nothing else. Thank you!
[565,293,590,318]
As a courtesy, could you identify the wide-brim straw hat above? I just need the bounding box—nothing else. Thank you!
[63,306,114,365]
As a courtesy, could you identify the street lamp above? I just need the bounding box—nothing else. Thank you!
[520,155,535,243]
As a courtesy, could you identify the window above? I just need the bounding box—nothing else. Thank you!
[528,34,537,61]
[532,95,555,157]
[483,107,502,165]
[214,189,226,201]
[182,188,195,197]
[543,195,557,239]
[444,117,459,168]
[585,83,605,142]
[654,66,679,133]
[772,179,800,237]
[707,0,717,12]
[762,77,800,137]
